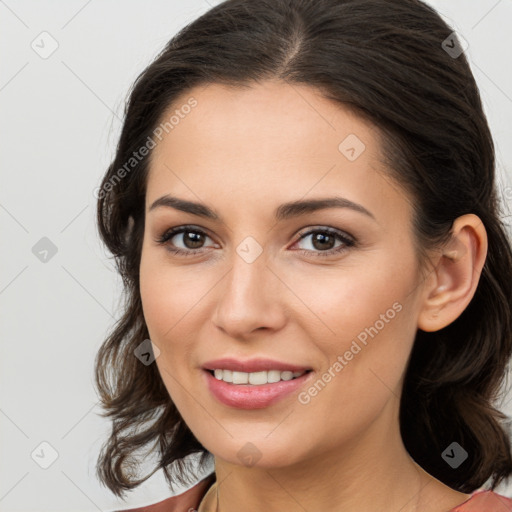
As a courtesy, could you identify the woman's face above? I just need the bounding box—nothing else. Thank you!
[140,80,428,468]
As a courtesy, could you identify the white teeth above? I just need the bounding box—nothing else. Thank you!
[232,371,248,384]
[268,370,282,383]
[249,371,266,385]
[212,369,307,385]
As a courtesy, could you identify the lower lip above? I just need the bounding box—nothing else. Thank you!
[203,370,313,409]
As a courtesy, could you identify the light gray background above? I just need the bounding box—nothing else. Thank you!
[1,1,511,510]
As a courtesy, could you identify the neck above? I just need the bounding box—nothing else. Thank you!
[210,399,459,512]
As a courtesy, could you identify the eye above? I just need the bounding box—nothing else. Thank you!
[292,227,355,258]
[154,225,216,257]
[155,225,356,258]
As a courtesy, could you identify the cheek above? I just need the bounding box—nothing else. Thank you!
[139,249,217,401]
[292,297,417,447]
[139,248,200,341]
[288,250,420,405]
[139,266,172,341]
[139,253,196,404]
[289,250,418,342]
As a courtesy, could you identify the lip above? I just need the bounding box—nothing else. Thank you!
[203,368,314,409]
[202,357,312,373]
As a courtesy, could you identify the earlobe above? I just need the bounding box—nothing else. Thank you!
[417,214,488,332]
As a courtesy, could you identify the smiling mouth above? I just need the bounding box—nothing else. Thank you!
[206,368,313,385]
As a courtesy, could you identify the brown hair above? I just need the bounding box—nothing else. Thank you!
[95,0,512,499]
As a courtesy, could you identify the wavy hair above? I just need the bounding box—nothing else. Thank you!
[94,0,512,499]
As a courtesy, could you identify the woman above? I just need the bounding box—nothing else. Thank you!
[94,0,512,511]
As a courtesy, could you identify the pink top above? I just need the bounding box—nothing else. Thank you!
[450,490,512,511]
[119,474,512,512]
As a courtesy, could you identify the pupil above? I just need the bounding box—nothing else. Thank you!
[185,231,203,249]
[313,233,334,250]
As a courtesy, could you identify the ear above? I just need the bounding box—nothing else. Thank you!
[417,214,488,332]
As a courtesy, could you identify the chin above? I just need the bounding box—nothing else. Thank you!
[205,438,302,469]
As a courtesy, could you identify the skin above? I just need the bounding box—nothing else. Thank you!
[139,80,488,512]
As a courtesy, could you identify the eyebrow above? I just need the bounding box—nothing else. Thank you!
[148,194,375,222]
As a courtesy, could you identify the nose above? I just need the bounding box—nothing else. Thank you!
[211,248,288,339]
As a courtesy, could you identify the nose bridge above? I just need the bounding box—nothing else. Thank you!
[223,239,271,307]
[212,235,285,335]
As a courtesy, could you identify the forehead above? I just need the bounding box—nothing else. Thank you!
[151,80,377,166]
[145,80,411,224]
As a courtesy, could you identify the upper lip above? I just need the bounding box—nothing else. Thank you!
[202,357,312,373]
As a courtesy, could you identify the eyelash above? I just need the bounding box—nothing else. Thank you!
[154,224,356,258]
